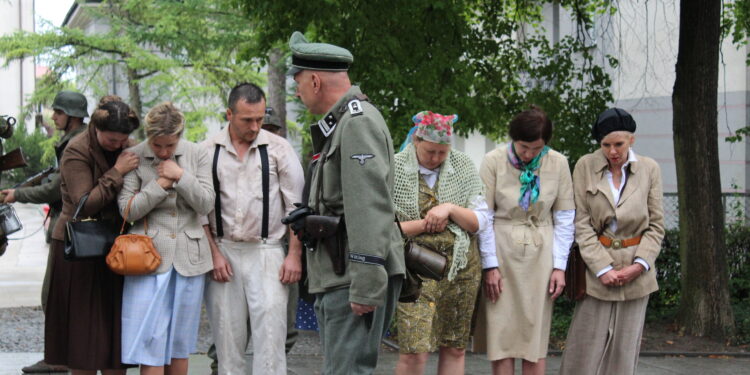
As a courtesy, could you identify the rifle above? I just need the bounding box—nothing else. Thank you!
[0,148,27,172]
[12,166,57,189]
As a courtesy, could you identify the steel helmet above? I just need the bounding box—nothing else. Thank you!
[52,91,88,119]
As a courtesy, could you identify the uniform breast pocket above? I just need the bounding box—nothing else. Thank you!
[184,228,206,265]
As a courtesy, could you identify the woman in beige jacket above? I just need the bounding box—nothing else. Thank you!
[117,102,214,375]
[560,108,665,375]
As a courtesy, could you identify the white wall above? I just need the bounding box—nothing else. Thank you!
[0,0,35,123]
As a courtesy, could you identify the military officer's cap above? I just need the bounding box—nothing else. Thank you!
[287,31,353,76]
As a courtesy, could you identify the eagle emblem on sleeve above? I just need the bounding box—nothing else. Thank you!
[350,153,375,165]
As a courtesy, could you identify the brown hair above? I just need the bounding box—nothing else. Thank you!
[508,105,553,144]
[90,99,140,134]
[145,102,184,139]
[97,95,123,107]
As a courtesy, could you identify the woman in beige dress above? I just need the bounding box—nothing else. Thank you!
[479,106,575,375]
[559,108,664,375]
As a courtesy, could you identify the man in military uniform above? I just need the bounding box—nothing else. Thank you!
[4,91,88,374]
[286,31,404,374]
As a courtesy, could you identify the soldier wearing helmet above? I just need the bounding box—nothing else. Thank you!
[262,107,283,136]
[10,90,89,374]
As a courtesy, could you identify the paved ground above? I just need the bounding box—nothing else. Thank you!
[2,203,750,374]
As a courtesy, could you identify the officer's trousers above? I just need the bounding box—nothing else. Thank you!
[315,275,403,375]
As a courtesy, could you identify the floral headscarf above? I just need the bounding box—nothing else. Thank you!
[413,111,457,145]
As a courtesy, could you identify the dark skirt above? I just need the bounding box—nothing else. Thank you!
[44,239,132,370]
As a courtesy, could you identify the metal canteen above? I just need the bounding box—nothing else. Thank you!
[405,242,447,281]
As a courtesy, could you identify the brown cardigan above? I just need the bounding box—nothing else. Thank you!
[52,125,135,241]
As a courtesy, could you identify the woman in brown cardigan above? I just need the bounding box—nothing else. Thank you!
[44,98,140,375]
[559,108,665,375]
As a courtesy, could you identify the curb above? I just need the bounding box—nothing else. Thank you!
[383,339,750,359]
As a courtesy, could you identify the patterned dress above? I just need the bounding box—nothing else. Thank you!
[396,175,481,353]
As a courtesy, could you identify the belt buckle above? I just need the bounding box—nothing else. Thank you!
[611,239,622,249]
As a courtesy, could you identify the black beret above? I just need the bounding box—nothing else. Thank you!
[592,108,636,142]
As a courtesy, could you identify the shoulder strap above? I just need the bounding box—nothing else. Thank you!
[259,144,269,240]
[72,193,89,220]
[212,144,223,237]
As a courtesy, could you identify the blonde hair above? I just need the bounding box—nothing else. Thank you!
[145,102,184,139]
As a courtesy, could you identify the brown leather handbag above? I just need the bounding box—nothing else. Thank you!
[106,196,161,276]
[564,242,587,301]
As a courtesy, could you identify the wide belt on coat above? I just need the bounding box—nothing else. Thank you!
[598,235,641,249]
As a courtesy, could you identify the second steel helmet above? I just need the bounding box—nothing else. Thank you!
[52,91,88,119]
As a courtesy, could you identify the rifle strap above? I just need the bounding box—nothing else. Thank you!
[259,144,269,241]
[212,144,223,237]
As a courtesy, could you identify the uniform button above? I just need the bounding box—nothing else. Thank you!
[170,233,176,239]
[170,211,176,217]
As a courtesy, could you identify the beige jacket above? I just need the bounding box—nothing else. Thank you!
[118,139,215,277]
[573,149,665,301]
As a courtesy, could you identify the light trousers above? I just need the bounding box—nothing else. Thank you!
[205,241,288,375]
[559,295,649,375]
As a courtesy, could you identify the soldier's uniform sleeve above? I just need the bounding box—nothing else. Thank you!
[14,173,62,204]
[340,114,394,306]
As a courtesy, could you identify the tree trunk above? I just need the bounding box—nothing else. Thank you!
[126,66,145,139]
[673,0,734,339]
[267,47,287,138]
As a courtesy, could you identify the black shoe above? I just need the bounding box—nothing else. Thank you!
[21,360,68,373]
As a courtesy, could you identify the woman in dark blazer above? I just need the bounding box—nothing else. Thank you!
[44,98,140,375]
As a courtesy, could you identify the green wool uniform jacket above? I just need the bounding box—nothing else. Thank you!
[306,86,405,307]
[15,125,87,241]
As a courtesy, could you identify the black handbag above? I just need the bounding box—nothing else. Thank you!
[64,193,118,261]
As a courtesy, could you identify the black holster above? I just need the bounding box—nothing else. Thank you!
[305,215,347,275]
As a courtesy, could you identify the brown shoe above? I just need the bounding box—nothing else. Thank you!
[21,360,68,373]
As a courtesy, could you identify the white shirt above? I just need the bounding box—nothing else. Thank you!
[596,149,650,277]
[419,165,498,269]
[552,209,575,270]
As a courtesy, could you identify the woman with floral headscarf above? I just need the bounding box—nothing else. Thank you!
[478,106,575,375]
[394,111,497,375]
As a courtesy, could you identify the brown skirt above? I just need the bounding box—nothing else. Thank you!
[44,239,132,370]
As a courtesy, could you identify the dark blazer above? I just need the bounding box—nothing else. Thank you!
[52,125,135,241]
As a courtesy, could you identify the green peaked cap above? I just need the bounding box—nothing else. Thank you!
[287,31,353,76]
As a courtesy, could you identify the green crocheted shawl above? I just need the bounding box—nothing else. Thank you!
[393,144,484,280]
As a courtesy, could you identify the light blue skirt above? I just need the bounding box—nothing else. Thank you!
[121,267,205,366]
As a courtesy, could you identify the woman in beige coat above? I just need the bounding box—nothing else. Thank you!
[117,102,214,375]
[559,108,664,375]
[479,107,575,375]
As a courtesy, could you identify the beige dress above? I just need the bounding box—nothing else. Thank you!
[478,145,574,362]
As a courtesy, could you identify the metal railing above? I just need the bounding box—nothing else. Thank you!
[662,192,749,230]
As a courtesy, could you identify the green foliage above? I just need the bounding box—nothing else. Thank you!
[648,228,750,344]
[237,0,616,164]
[0,121,55,187]
[0,0,264,140]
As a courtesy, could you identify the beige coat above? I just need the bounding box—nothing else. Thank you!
[573,149,665,301]
[477,145,574,361]
[117,139,215,277]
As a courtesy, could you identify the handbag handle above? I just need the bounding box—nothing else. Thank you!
[120,195,148,235]
[71,193,90,221]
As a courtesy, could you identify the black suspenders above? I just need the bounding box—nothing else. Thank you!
[258,144,270,240]
[212,145,223,237]
[212,143,270,241]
